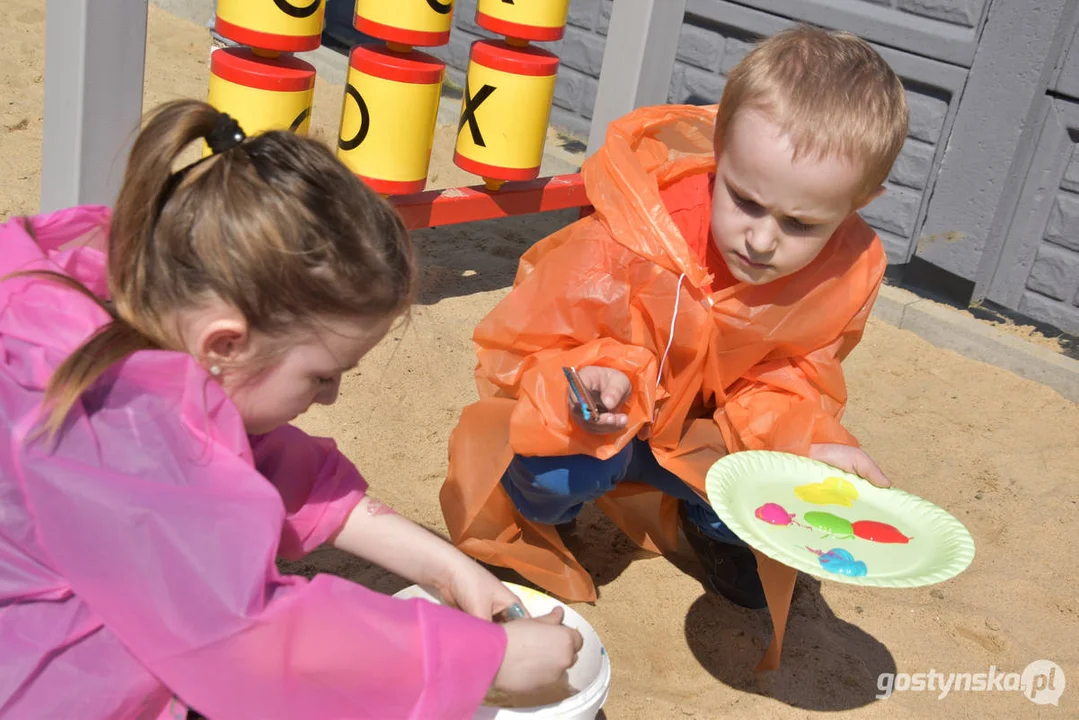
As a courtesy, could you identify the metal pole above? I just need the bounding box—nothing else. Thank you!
[586,0,687,156]
[40,0,148,213]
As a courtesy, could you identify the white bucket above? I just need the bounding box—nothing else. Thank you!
[393,582,611,720]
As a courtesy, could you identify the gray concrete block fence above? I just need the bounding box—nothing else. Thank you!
[426,0,1078,336]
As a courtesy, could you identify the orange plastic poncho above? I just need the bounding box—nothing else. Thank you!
[440,104,886,670]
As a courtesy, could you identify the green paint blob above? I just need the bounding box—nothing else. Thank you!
[804,511,854,539]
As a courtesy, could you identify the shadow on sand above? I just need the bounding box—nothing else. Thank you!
[678,570,896,711]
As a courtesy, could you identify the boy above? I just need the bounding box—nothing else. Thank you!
[441,26,908,614]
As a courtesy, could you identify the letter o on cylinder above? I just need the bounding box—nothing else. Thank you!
[354,0,456,47]
[214,0,327,53]
[207,49,316,155]
[337,45,445,195]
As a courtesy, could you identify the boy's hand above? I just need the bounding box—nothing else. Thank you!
[810,443,891,487]
[570,366,631,433]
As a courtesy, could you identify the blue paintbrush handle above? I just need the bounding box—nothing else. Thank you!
[563,367,596,421]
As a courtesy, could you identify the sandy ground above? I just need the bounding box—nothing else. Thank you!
[5,3,1079,717]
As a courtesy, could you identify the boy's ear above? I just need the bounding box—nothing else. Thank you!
[854,185,886,211]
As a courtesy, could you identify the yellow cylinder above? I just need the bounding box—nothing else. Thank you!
[337,44,444,195]
[453,40,558,184]
[476,0,570,42]
[354,0,455,47]
[207,49,315,155]
[215,0,326,52]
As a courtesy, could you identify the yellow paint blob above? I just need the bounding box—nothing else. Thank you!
[794,476,859,507]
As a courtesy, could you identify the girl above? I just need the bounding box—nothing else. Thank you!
[0,100,581,719]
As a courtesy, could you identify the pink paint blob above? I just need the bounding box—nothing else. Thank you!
[755,502,799,527]
[852,520,911,544]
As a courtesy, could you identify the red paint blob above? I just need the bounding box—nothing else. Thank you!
[852,520,911,544]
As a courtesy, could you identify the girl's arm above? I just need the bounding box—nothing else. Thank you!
[250,425,525,620]
[330,495,526,621]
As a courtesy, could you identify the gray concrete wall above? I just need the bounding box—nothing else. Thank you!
[980,96,1079,335]
[916,0,1078,335]
[1022,165,1079,333]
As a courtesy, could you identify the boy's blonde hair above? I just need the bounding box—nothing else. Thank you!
[715,25,909,201]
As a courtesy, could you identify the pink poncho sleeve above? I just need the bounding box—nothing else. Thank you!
[13,351,506,719]
[249,425,369,560]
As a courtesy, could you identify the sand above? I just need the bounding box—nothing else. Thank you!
[5,3,1078,717]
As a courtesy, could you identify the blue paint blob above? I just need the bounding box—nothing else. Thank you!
[817,547,868,577]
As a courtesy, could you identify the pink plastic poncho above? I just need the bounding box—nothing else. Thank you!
[0,207,506,719]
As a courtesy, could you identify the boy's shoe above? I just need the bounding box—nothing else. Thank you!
[556,516,578,537]
[678,503,768,610]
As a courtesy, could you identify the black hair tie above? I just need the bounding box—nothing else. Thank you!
[150,113,246,232]
[206,113,246,154]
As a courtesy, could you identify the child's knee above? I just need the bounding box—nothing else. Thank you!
[518,450,631,497]
[501,447,633,524]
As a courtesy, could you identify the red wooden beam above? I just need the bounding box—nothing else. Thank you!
[388,173,591,230]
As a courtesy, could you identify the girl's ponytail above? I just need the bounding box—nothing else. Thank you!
[38,101,223,439]
[108,101,221,327]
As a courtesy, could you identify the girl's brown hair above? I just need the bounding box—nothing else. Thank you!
[36,99,415,437]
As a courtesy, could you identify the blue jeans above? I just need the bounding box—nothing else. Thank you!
[501,439,745,545]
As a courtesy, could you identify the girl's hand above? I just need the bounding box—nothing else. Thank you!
[494,608,583,693]
[436,555,529,621]
[570,366,632,433]
[810,443,891,487]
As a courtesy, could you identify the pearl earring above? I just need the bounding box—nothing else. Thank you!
[209,365,222,377]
